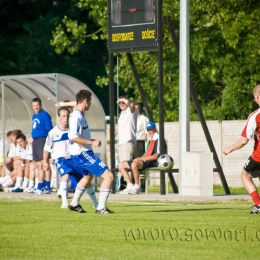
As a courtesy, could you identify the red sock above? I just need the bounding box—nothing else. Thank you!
[250,191,260,205]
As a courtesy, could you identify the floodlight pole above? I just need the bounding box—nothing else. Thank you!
[109,53,116,194]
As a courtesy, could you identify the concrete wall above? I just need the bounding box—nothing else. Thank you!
[107,120,258,187]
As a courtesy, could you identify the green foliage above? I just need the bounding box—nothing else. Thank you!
[51,0,260,121]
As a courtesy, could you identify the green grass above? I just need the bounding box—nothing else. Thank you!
[0,198,259,260]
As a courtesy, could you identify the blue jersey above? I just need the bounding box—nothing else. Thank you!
[31,109,53,139]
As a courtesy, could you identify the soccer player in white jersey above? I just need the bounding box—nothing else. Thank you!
[68,89,114,214]
[11,133,33,192]
[43,106,98,208]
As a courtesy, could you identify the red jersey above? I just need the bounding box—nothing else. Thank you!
[241,108,260,162]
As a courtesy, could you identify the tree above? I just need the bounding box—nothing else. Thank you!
[51,0,260,121]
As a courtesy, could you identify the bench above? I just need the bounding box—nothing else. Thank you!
[112,167,179,194]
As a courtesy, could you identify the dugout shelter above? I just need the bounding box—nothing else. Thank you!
[0,73,107,167]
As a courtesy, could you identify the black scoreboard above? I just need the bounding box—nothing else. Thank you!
[108,0,158,53]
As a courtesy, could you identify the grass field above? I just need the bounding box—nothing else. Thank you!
[0,197,259,260]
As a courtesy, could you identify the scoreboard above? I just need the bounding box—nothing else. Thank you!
[108,0,158,53]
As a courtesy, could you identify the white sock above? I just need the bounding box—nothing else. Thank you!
[0,175,10,184]
[60,180,68,205]
[14,177,23,188]
[134,184,140,189]
[97,189,110,210]
[22,177,29,189]
[27,180,34,190]
[2,178,14,188]
[34,178,39,189]
[86,184,98,207]
[127,183,134,189]
[71,185,85,206]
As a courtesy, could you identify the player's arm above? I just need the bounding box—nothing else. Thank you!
[223,136,248,155]
[55,101,76,107]
[70,136,101,148]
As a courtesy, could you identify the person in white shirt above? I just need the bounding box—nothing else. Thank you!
[11,133,33,192]
[0,129,22,190]
[68,89,114,214]
[117,96,138,162]
[133,103,149,158]
[43,106,98,208]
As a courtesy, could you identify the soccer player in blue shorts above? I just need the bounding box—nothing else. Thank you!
[43,106,98,209]
[68,89,114,214]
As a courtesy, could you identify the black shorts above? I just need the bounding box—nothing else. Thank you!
[244,156,260,178]
[32,137,46,161]
[127,159,157,171]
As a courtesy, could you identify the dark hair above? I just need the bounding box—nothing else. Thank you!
[12,129,22,137]
[58,106,70,116]
[16,133,26,141]
[76,89,92,104]
[31,97,42,104]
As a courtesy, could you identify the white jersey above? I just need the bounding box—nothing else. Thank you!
[68,109,92,155]
[44,125,70,159]
[8,143,22,158]
[20,143,33,161]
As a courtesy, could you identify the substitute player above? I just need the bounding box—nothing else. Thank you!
[43,106,98,208]
[68,89,114,214]
[223,84,260,214]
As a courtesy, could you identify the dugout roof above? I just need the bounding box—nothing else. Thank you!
[0,73,106,161]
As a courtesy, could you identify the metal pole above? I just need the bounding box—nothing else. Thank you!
[55,74,59,125]
[126,53,154,121]
[179,0,190,195]
[1,80,6,176]
[165,16,230,195]
[157,0,165,195]
[109,53,116,194]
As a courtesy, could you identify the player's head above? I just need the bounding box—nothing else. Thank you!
[11,129,22,142]
[31,97,42,114]
[58,107,70,126]
[16,133,27,149]
[145,121,157,137]
[76,89,92,110]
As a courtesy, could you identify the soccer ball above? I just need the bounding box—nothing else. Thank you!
[157,154,174,170]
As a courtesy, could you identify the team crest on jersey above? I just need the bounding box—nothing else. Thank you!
[60,168,64,174]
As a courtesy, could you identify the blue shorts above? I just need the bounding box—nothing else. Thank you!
[54,157,82,182]
[71,150,108,177]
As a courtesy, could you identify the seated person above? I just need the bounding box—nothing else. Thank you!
[11,133,33,192]
[118,121,160,195]
[0,130,22,190]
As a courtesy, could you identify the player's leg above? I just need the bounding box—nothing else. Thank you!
[118,161,135,194]
[129,160,144,194]
[242,157,260,214]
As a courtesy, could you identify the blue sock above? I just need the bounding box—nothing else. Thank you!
[45,181,51,190]
[37,182,44,190]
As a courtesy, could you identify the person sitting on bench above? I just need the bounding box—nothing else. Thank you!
[118,121,160,195]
